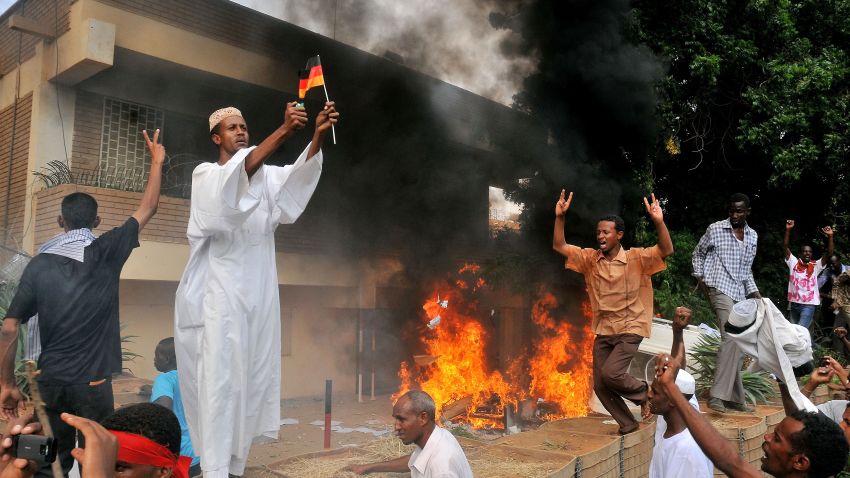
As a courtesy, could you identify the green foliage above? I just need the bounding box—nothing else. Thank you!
[688,334,777,404]
[623,0,850,336]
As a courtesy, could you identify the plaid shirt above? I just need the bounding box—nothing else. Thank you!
[692,219,759,302]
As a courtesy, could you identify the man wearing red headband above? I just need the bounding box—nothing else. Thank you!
[101,403,191,478]
[0,403,189,478]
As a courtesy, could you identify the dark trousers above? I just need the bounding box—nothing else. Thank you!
[35,379,114,478]
[592,334,647,433]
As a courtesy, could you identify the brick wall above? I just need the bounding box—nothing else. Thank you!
[0,0,72,76]
[34,184,190,247]
[0,93,33,248]
[70,90,103,178]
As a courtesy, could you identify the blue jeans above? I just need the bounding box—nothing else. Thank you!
[790,302,817,328]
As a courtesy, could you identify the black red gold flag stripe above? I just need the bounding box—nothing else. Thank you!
[298,56,324,98]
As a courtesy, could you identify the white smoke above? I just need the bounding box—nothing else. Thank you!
[228,0,537,105]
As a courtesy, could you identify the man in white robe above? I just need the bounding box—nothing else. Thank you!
[175,101,339,478]
[724,298,817,412]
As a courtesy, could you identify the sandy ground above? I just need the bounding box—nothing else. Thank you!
[248,394,398,467]
[114,375,399,469]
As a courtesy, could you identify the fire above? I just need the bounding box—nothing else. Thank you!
[527,290,594,418]
[396,267,513,428]
[396,265,595,428]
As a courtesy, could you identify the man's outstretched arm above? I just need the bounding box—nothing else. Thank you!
[344,455,410,474]
[307,101,339,159]
[783,220,793,260]
[821,226,834,266]
[244,102,308,177]
[644,193,673,258]
[131,129,166,232]
[552,190,573,258]
[670,307,691,367]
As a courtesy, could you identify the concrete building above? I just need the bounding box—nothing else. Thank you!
[0,0,543,398]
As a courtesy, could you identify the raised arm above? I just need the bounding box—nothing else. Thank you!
[307,101,339,159]
[0,318,24,419]
[343,455,411,474]
[244,102,308,178]
[821,226,834,266]
[552,190,574,257]
[670,307,692,367]
[131,129,166,232]
[783,220,794,260]
[644,193,673,258]
[655,353,761,478]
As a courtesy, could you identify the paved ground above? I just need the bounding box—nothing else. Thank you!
[114,374,398,467]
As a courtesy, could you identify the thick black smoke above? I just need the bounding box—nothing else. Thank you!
[491,0,665,264]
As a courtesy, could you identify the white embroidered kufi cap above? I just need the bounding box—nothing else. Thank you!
[675,369,696,395]
[209,107,243,132]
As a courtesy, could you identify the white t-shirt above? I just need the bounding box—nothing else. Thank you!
[408,426,473,478]
[649,427,713,478]
[786,253,825,305]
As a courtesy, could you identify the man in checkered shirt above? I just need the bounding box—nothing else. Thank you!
[692,193,761,413]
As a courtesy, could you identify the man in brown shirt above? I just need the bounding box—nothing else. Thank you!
[553,190,673,434]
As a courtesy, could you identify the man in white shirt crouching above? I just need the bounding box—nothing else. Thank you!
[345,390,473,477]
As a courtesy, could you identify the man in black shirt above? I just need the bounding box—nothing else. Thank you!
[0,129,166,476]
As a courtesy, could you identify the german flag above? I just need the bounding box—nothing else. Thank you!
[298,56,324,99]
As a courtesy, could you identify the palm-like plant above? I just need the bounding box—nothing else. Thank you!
[120,324,142,374]
[688,333,777,405]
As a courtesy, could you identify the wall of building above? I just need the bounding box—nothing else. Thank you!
[0,0,72,77]
[0,93,32,248]
[118,279,365,399]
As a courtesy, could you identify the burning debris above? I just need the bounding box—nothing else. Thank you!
[396,264,595,433]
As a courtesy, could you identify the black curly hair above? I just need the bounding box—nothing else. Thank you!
[597,214,625,232]
[61,193,98,230]
[101,403,181,455]
[787,410,849,478]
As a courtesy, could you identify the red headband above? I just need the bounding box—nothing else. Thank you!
[110,431,191,478]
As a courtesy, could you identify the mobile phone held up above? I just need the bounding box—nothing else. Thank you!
[11,435,57,466]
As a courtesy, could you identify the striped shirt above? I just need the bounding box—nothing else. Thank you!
[25,229,96,361]
[692,219,759,302]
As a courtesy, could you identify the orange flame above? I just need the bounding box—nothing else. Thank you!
[396,265,595,427]
[527,290,594,418]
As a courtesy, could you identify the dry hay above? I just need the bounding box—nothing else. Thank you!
[466,455,561,477]
[270,434,559,478]
[271,437,415,478]
[710,417,749,428]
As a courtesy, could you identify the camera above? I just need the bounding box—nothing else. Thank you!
[11,435,57,466]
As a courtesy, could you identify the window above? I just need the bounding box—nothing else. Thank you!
[99,98,164,191]
[488,186,522,235]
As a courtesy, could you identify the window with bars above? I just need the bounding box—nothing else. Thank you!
[98,98,164,191]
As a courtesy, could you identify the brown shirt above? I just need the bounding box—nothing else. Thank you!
[564,244,666,337]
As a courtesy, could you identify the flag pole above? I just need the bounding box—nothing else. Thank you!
[317,54,336,145]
